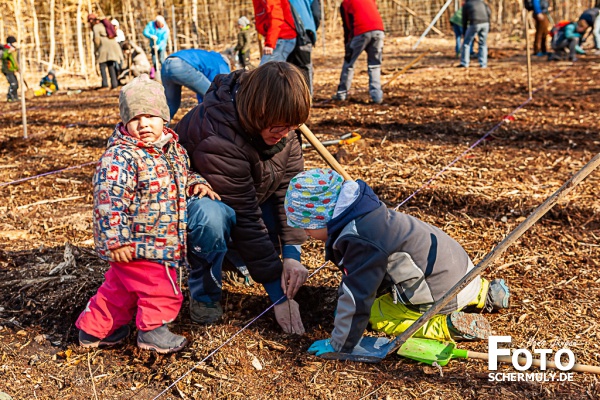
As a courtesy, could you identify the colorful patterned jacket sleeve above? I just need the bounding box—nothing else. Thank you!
[93,146,138,255]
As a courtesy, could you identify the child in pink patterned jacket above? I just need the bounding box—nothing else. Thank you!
[76,74,219,354]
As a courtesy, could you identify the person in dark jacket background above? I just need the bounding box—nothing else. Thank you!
[578,7,600,53]
[461,0,491,68]
[286,0,321,95]
[175,62,311,334]
[284,169,510,357]
[2,36,19,102]
[331,0,384,104]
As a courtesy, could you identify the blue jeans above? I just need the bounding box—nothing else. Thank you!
[186,196,281,303]
[336,30,384,103]
[461,23,489,68]
[259,38,297,65]
[161,57,212,120]
[187,197,236,303]
[451,23,463,55]
[150,47,166,70]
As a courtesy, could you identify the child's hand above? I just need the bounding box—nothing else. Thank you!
[263,46,274,55]
[111,245,134,263]
[190,184,221,200]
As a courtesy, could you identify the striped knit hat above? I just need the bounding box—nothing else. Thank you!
[285,169,344,229]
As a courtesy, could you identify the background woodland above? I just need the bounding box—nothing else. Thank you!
[0,0,596,79]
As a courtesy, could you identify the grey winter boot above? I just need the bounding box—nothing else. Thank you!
[190,299,223,325]
[137,325,188,354]
[447,312,492,341]
[79,325,130,348]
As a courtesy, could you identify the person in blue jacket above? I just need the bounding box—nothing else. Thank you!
[161,49,231,120]
[143,15,170,77]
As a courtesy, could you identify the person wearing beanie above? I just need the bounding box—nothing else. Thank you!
[2,36,19,102]
[34,69,59,96]
[88,13,124,89]
[234,16,255,69]
[111,19,126,43]
[143,15,170,78]
[284,169,510,359]
[75,74,219,354]
[578,7,600,53]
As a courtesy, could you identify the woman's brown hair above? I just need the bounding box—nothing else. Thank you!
[236,62,311,135]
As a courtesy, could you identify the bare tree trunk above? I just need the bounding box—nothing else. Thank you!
[183,0,191,48]
[121,0,128,40]
[48,0,56,71]
[202,0,213,49]
[87,0,96,76]
[60,0,70,70]
[77,0,88,77]
[171,4,178,52]
[127,0,136,44]
[192,0,199,47]
[29,0,42,73]
[14,0,23,45]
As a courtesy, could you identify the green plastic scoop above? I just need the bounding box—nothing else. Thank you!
[397,338,468,366]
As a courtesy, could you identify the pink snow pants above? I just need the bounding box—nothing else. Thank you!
[76,260,183,338]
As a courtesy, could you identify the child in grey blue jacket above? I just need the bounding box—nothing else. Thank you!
[285,169,509,357]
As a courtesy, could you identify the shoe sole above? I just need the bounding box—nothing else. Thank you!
[450,312,492,340]
[79,338,126,348]
[137,338,188,354]
[79,326,131,348]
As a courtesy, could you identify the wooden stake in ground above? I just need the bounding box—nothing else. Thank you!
[523,9,533,99]
[17,49,27,139]
[382,51,428,88]
[153,44,162,82]
[389,152,600,356]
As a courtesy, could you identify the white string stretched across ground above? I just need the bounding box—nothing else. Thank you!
[149,64,577,399]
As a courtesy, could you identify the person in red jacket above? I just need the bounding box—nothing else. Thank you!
[331,0,385,104]
[252,0,297,65]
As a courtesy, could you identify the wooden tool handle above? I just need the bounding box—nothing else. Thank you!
[298,124,353,181]
[467,351,600,374]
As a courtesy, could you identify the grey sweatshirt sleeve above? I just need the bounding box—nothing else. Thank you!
[329,237,388,352]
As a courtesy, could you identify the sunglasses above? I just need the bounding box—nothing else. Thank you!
[269,124,300,134]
